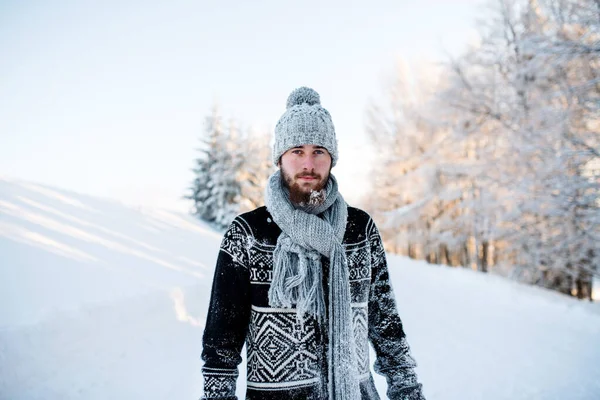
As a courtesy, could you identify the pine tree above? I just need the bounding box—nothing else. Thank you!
[187,106,242,230]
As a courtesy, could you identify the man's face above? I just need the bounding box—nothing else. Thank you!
[279,144,332,205]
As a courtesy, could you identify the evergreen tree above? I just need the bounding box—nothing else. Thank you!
[187,106,242,229]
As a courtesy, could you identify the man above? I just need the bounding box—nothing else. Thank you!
[201,87,425,400]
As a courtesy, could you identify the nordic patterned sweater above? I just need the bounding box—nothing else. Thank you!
[201,206,425,400]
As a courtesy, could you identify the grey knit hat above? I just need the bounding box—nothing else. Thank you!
[272,87,338,167]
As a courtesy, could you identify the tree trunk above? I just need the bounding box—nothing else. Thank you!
[439,244,449,266]
[550,268,573,296]
[481,240,489,273]
[408,243,416,259]
[575,270,593,301]
[462,241,470,267]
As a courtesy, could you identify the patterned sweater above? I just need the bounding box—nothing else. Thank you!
[201,206,425,400]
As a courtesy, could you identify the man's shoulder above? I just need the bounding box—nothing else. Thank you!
[347,205,373,223]
[231,206,280,240]
[235,206,271,225]
[344,205,378,241]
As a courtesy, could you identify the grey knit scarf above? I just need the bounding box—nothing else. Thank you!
[265,169,360,400]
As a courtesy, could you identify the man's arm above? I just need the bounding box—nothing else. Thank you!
[367,219,425,400]
[201,217,252,400]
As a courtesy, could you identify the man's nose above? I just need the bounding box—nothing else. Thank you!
[302,155,315,170]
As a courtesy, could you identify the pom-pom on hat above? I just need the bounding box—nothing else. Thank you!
[272,87,338,167]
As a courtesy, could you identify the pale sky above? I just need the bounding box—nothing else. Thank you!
[0,0,483,211]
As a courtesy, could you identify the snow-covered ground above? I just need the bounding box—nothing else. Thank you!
[1,177,599,400]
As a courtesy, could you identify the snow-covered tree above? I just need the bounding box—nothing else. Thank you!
[443,0,600,297]
[237,127,274,212]
[188,106,242,230]
[365,0,599,299]
[188,107,275,229]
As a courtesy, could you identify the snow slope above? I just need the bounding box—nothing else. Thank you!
[1,177,599,400]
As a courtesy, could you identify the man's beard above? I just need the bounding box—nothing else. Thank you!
[281,167,329,206]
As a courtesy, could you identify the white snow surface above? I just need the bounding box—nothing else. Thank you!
[1,177,599,400]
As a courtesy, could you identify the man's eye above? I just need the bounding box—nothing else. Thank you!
[292,150,303,155]
[315,150,324,155]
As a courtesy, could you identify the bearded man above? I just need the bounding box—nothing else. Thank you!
[201,87,425,400]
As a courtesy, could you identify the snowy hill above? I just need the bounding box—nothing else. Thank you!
[1,177,599,400]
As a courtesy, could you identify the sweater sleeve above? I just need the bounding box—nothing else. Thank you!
[367,220,425,400]
[201,217,252,400]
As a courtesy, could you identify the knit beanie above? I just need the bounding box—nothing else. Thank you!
[272,87,338,167]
